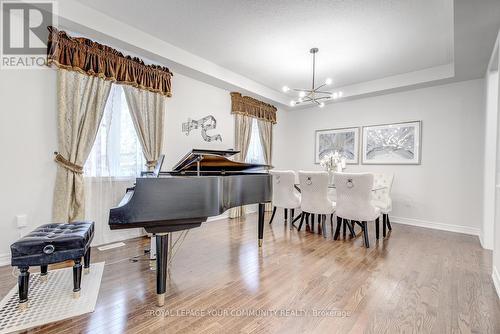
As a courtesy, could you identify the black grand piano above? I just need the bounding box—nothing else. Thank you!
[108,149,272,306]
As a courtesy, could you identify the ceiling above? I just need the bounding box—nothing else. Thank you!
[72,0,500,107]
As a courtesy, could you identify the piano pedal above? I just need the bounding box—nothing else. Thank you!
[149,260,156,271]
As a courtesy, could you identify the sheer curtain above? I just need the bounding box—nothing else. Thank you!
[84,84,145,245]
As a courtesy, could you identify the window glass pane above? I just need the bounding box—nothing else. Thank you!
[245,119,265,164]
[84,85,145,177]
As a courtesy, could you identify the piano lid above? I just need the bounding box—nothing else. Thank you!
[171,149,270,173]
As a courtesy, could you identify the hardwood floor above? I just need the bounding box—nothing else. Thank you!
[1,212,500,333]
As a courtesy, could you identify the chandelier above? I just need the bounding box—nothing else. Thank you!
[282,48,343,108]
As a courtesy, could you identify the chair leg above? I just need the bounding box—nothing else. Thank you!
[268,206,277,224]
[347,221,356,238]
[383,214,387,238]
[84,247,91,274]
[290,209,295,229]
[73,259,82,298]
[311,214,315,232]
[342,219,347,239]
[363,222,370,248]
[298,213,305,231]
[322,215,327,238]
[18,266,29,309]
[376,217,380,239]
[386,214,392,231]
[334,216,342,240]
[284,208,288,222]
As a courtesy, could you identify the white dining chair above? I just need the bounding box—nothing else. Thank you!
[372,173,394,237]
[297,171,336,237]
[268,170,301,226]
[334,173,381,248]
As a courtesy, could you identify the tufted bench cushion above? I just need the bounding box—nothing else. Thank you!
[11,222,94,267]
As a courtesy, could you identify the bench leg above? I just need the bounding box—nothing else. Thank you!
[84,248,91,274]
[18,266,29,309]
[40,264,48,281]
[73,259,82,299]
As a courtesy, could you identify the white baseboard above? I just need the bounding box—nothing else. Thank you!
[390,216,480,236]
[0,253,10,267]
[492,266,500,299]
[479,233,494,250]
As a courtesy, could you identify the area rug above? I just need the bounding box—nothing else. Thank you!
[0,262,104,333]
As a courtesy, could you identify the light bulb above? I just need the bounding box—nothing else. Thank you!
[298,91,306,98]
[338,91,343,98]
[282,86,290,92]
[332,92,338,99]
[325,78,333,85]
[319,102,325,108]
[290,100,296,107]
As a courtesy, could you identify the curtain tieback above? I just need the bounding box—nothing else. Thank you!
[54,152,84,174]
[146,160,157,168]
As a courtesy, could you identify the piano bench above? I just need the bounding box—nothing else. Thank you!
[10,221,94,309]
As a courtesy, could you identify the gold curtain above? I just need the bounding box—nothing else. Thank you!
[47,26,173,97]
[122,85,167,170]
[53,69,112,222]
[229,114,254,218]
[230,92,277,124]
[257,119,274,211]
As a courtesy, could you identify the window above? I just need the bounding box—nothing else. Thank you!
[245,118,266,164]
[84,85,145,178]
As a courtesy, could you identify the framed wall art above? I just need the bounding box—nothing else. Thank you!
[361,121,421,164]
[314,127,360,164]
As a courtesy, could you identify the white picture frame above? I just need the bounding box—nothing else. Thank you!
[314,127,360,164]
[362,121,422,165]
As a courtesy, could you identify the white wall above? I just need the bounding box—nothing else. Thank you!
[274,79,485,235]
[484,71,499,249]
[0,69,58,264]
[0,68,239,265]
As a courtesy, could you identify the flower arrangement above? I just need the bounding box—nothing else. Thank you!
[320,151,347,173]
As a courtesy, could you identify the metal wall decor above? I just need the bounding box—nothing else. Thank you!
[182,115,222,142]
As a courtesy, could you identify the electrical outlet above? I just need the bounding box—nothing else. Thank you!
[16,215,28,228]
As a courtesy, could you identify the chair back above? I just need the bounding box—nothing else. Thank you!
[334,172,379,221]
[270,170,300,208]
[372,173,394,204]
[298,171,334,214]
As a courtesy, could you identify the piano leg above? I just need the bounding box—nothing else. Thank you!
[156,233,169,307]
[258,203,265,247]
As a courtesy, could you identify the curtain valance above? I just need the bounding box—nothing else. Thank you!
[230,92,277,124]
[47,26,173,97]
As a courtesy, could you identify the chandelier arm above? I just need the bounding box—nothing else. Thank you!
[314,90,333,95]
[315,83,327,90]
[312,96,331,101]
[292,88,314,93]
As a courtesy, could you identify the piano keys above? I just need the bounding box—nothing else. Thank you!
[108,149,272,306]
